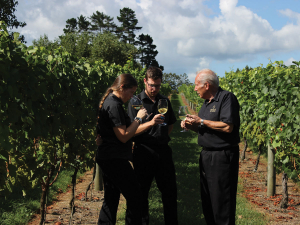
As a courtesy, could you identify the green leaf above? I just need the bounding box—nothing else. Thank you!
[48,55,53,62]
[272,140,281,148]
[270,89,278,96]
[282,156,289,164]
[290,170,298,180]
[0,154,8,161]
[13,32,20,41]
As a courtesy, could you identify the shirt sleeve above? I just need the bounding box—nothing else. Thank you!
[220,92,240,126]
[127,99,137,122]
[108,103,127,127]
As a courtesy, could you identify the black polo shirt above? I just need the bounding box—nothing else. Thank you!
[127,90,177,146]
[198,87,240,149]
[96,93,132,160]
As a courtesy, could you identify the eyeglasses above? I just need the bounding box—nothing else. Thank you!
[146,82,161,89]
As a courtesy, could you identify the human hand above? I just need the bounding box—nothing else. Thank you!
[180,120,188,130]
[186,114,201,125]
[151,114,165,126]
[96,134,103,146]
[137,108,148,119]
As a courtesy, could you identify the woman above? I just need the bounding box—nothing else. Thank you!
[96,73,147,225]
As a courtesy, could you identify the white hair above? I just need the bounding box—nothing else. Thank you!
[196,69,219,88]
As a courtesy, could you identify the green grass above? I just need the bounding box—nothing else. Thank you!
[0,168,83,225]
[235,181,268,224]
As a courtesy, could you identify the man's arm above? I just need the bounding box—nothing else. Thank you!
[203,120,233,133]
[134,114,165,135]
[184,114,233,133]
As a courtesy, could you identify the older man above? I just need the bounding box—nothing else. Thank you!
[181,69,240,225]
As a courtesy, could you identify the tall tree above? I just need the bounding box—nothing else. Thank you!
[0,0,26,42]
[117,7,142,44]
[77,15,90,32]
[90,11,116,33]
[63,18,77,34]
[136,33,162,69]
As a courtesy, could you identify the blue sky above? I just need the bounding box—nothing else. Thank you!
[12,0,300,82]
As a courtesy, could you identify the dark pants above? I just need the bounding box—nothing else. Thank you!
[133,144,178,225]
[97,159,142,225]
[199,147,239,225]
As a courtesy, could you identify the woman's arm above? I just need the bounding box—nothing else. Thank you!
[113,108,148,143]
[113,120,140,143]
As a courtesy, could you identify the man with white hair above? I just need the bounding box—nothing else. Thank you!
[181,69,240,225]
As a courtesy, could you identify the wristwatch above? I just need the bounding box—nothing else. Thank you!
[134,117,142,124]
[200,119,204,128]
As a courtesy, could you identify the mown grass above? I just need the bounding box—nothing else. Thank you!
[0,168,83,225]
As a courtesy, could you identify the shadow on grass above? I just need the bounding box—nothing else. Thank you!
[148,94,206,225]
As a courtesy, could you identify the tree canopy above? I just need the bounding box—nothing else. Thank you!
[116,7,142,44]
[0,0,26,42]
[59,7,163,70]
[163,72,192,92]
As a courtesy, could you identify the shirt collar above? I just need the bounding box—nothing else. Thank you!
[110,93,123,104]
[140,89,162,102]
[205,87,223,104]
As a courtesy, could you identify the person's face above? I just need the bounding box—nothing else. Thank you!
[144,78,161,98]
[194,74,208,99]
[121,86,137,103]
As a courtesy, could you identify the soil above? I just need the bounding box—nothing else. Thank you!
[27,94,300,225]
[27,169,126,225]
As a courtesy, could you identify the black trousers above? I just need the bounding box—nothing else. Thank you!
[133,144,178,225]
[97,159,142,225]
[199,147,239,225]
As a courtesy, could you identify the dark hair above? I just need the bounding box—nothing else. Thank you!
[98,73,137,111]
[145,66,163,81]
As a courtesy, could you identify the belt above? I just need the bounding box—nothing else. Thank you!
[202,145,239,151]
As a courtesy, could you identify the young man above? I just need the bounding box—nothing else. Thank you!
[181,69,240,225]
[128,66,178,225]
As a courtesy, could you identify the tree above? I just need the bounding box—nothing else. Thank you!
[90,32,138,66]
[77,15,90,32]
[32,34,60,50]
[163,73,191,92]
[0,0,26,42]
[90,11,116,33]
[136,33,164,70]
[63,16,90,34]
[63,18,77,34]
[117,7,142,44]
[59,32,92,59]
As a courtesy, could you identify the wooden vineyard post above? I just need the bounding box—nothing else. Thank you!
[267,142,276,196]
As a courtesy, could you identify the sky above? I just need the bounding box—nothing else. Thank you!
[11,0,300,82]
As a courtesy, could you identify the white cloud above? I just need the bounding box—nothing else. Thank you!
[199,57,210,68]
[11,0,300,81]
[284,57,297,66]
[279,9,300,24]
